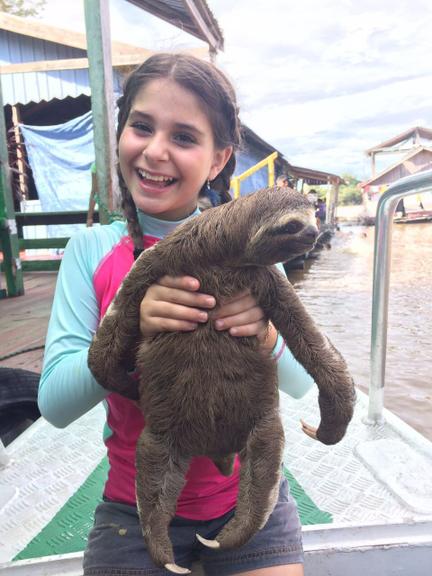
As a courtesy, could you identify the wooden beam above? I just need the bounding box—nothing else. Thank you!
[0,47,208,74]
[127,1,197,38]
[0,58,89,74]
[125,0,222,52]
[15,210,100,226]
[0,80,24,296]
[19,237,70,250]
[0,11,146,54]
[0,53,150,74]
[22,260,61,272]
[84,0,118,222]
[11,105,27,199]
[326,181,339,227]
[183,0,220,52]
[367,146,422,156]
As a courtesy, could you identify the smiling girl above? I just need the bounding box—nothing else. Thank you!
[38,53,313,576]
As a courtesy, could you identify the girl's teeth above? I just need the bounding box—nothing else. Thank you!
[137,169,174,183]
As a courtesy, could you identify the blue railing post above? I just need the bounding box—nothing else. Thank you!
[367,169,432,424]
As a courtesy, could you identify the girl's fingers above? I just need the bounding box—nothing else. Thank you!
[214,307,264,332]
[158,275,201,291]
[140,277,215,336]
[153,286,216,309]
[211,290,269,339]
[149,301,209,324]
[140,304,203,335]
[229,320,268,338]
[154,277,216,309]
[211,292,255,320]
[146,317,199,333]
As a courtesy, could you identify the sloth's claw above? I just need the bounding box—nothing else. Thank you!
[196,533,221,549]
[164,563,191,574]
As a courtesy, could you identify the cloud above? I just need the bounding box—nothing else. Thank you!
[38,0,432,178]
[216,0,432,177]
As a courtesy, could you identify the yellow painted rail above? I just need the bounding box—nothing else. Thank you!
[231,151,278,199]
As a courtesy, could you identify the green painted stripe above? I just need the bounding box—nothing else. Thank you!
[283,466,333,525]
[15,459,331,560]
[14,458,109,560]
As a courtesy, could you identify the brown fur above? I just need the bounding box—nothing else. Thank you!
[88,186,355,570]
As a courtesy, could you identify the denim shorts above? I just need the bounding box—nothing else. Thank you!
[82,477,303,575]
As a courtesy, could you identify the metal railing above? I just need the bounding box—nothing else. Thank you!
[230,152,278,199]
[367,169,432,423]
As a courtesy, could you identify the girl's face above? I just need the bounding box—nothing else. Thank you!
[119,78,232,221]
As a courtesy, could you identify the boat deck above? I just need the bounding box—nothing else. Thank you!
[0,272,56,372]
[1,273,432,574]
[1,388,432,574]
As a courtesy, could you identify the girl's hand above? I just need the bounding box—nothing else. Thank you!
[211,290,278,353]
[140,276,216,337]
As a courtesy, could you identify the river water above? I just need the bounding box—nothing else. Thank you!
[287,222,432,441]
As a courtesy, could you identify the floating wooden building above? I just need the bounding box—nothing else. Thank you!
[361,127,432,220]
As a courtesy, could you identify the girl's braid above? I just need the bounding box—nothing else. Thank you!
[119,169,144,252]
[116,93,144,252]
[209,98,242,204]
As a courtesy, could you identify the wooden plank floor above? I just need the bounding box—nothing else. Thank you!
[0,272,58,373]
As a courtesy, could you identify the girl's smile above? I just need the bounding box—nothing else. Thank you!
[118,78,232,221]
[136,168,178,194]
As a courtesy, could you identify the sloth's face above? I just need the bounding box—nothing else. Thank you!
[242,189,319,265]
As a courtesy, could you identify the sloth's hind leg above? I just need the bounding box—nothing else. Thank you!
[197,411,284,550]
[136,429,191,573]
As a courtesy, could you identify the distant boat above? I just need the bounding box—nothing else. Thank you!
[361,194,432,225]
[393,209,432,224]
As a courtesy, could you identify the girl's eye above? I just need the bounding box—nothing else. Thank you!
[131,122,152,134]
[174,133,196,146]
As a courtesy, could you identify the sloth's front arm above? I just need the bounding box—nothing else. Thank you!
[88,248,164,400]
[258,268,355,445]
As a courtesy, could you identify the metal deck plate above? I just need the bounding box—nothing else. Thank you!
[0,405,106,564]
[355,438,432,514]
[280,388,432,525]
[1,387,432,569]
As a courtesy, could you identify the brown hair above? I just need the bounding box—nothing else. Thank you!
[116,53,242,251]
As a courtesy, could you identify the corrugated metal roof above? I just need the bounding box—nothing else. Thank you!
[361,146,432,187]
[0,30,122,106]
[0,1,223,106]
[241,125,343,185]
[366,126,432,155]
[127,0,224,51]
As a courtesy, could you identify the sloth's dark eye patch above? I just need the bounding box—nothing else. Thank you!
[274,219,304,235]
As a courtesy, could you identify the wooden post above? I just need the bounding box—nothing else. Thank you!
[84,0,119,225]
[0,80,24,296]
[326,177,339,227]
[268,158,275,186]
[11,105,28,200]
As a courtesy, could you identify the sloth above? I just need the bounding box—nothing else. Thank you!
[88,186,355,574]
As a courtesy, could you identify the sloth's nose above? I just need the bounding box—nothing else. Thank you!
[304,225,318,242]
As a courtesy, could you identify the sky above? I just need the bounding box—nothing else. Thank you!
[37,0,432,180]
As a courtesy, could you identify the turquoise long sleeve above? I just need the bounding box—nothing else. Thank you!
[38,223,125,427]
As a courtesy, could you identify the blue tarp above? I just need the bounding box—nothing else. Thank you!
[235,152,270,196]
[20,110,94,237]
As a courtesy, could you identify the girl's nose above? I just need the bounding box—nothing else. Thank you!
[142,133,169,162]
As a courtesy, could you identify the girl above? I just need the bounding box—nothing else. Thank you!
[39,53,314,576]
